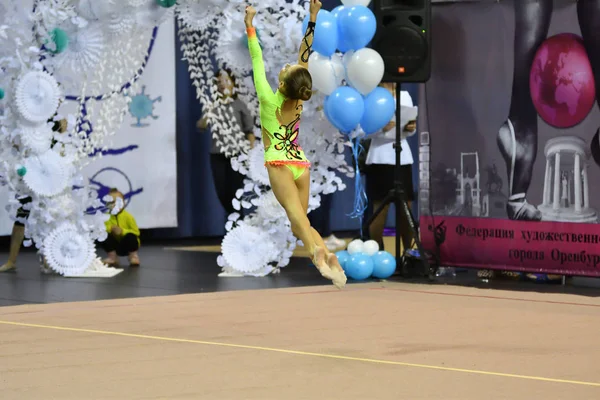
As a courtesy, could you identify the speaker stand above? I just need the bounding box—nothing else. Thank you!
[361,83,431,278]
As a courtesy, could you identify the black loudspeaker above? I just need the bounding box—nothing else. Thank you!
[371,0,432,83]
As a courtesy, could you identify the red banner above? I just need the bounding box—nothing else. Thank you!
[420,216,600,277]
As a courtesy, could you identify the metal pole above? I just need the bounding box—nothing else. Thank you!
[395,83,402,265]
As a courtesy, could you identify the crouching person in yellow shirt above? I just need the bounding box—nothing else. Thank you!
[101,188,140,267]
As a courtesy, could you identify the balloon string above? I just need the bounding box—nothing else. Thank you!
[347,136,368,237]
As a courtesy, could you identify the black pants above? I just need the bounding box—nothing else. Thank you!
[210,154,246,216]
[308,193,333,237]
[364,164,415,251]
[101,233,139,256]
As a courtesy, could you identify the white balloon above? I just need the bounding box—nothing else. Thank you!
[347,239,365,255]
[342,50,355,66]
[342,50,355,85]
[341,0,372,6]
[330,53,345,86]
[363,240,380,256]
[308,52,340,96]
[346,48,384,95]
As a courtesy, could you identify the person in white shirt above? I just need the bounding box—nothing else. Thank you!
[364,83,417,251]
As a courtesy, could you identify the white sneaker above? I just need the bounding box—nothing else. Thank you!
[324,235,346,251]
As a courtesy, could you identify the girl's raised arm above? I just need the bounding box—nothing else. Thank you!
[245,6,273,101]
[297,0,321,68]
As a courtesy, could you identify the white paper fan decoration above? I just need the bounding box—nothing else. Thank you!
[177,0,220,31]
[50,22,105,74]
[42,223,96,275]
[136,0,175,28]
[222,224,278,273]
[23,150,70,197]
[213,22,254,76]
[104,9,136,37]
[19,124,54,155]
[14,70,61,124]
[255,191,286,222]
[247,145,270,186]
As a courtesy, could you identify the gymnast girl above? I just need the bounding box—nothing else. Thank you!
[245,0,346,288]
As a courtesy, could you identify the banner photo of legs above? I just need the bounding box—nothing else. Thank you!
[419,0,600,277]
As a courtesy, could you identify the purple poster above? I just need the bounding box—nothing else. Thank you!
[419,0,600,277]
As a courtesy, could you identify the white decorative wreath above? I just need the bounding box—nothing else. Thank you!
[14,71,61,125]
[19,123,54,155]
[22,150,70,197]
[42,222,96,275]
[222,223,279,273]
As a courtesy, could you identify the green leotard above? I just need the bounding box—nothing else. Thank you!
[247,28,310,179]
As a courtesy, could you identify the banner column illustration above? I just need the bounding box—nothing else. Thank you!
[553,152,561,210]
[583,166,589,209]
[543,157,551,206]
[574,153,581,212]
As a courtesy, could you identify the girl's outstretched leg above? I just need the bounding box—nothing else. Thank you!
[268,165,345,288]
[312,226,346,275]
[295,168,346,282]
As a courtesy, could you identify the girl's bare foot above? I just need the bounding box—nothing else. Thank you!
[327,253,347,289]
[313,246,334,281]
[327,253,343,272]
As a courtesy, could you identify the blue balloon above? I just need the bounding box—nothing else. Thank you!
[331,5,352,53]
[360,87,395,135]
[324,86,365,134]
[335,250,350,270]
[345,253,374,280]
[372,251,396,279]
[302,10,338,57]
[338,6,377,51]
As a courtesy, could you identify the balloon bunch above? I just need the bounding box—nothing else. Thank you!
[302,1,395,136]
[335,239,397,280]
[302,1,395,227]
